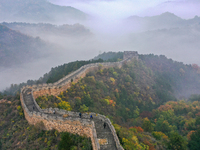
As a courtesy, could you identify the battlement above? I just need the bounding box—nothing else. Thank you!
[20,51,138,150]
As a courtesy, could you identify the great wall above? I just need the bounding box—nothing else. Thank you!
[20,51,138,150]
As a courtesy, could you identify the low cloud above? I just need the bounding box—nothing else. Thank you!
[48,0,200,19]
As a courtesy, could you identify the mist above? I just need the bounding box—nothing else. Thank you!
[48,0,200,19]
[1,0,200,91]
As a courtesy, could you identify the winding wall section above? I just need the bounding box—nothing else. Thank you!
[20,51,138,150]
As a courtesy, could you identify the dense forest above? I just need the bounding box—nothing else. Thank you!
[2,52,200,149]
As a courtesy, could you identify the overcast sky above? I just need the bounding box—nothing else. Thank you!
[48,0,200,19]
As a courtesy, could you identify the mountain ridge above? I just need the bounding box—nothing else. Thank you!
[1,22,92,38]
[0,0,88,23]
[128,12,200,31]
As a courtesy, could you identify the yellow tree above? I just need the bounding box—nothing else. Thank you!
[58,101,72,111]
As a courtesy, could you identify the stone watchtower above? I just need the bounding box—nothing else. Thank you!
[123,51,138,60]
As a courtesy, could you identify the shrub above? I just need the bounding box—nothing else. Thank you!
[58,101,72,111]
[79,104,89,112]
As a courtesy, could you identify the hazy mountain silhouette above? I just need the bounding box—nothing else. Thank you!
[2,22,92,38]
[128,22,200,64]
[128,12,200,31]
[0,0,88,23]
[0,24,54,67]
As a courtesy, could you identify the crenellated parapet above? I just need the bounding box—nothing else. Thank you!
[20,51,138,150]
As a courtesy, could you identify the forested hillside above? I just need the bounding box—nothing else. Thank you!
[139,54,200,98]
[34,53,200,149]
[2,52,200,149]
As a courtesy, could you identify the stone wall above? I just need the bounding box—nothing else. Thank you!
[20,51,138,150]
[20,89,100,150]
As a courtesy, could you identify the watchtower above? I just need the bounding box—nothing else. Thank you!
[123,51,138,60]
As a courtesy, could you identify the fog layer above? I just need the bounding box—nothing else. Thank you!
[1,0,200,91]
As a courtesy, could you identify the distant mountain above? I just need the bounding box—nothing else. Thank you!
[186,15,200,25]
[128,12,200,31]
[128,23,200,64]
[1,22,92,38]
[0,0,88,23]
[0,24,52,67]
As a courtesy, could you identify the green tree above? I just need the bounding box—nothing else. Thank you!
[142,118,154,133]
[167,132,187,150]
[58,132,74,150]
[188,129,200,150]
[79,104,89,112]
[195,117,200,127]
[0,93,3,99]
[125,75,132,82]
[155,115,175,134]
[83,94,93,107]
[133,106,140,118]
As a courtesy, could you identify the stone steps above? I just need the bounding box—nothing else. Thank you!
[92,119,117,150]
[25,100,34,106]
[100,144,117,150]
[97,132,114,139]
